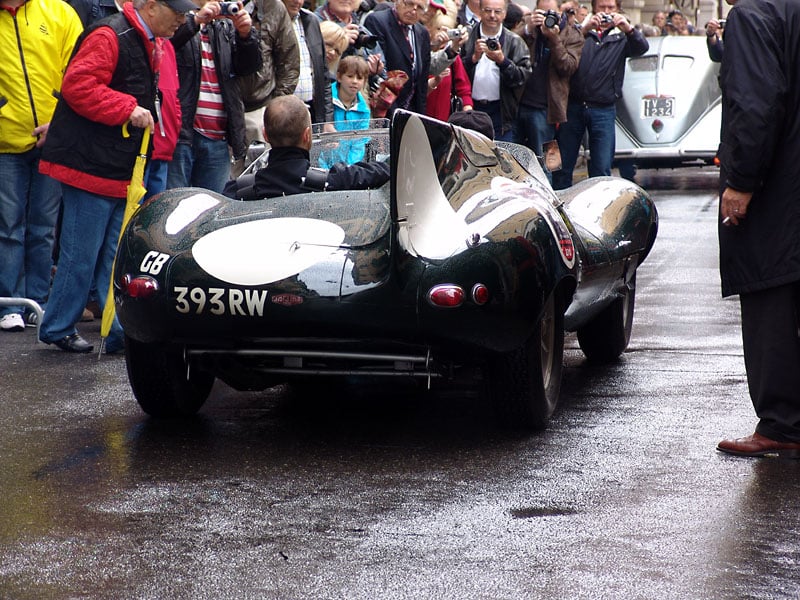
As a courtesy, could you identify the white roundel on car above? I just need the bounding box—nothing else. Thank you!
[192,218,346,286]
[164,193,221,235]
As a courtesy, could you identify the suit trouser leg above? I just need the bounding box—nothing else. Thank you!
[740,282,800,442]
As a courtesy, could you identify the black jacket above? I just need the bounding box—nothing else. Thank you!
[171,16,262,160]
[42,12,155,187]
[298,9,334,124]
[227,146,390,199]
[568,27,648,106]
[718,0,800,296]
[461,26,531,136]
[363,8,431,115]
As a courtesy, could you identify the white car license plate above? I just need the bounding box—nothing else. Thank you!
[642,96,675,118]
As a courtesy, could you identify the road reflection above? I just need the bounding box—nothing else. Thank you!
[707,459,800,598]
[633,166,720,192]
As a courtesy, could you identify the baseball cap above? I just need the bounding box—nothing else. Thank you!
[429,0,447,13]
[448,110,494,140]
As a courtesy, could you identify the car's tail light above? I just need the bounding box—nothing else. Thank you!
[120,274,159,298]
[651,119,664,134]
[472,284,490,305]
[428,284,465,308]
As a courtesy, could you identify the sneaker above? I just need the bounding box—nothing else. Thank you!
[25,311,41,327]
[0,313,25,332]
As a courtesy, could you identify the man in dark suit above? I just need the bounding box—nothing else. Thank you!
[715,0,800,458]
[364,0,431,115]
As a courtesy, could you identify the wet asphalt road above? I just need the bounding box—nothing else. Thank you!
[2,167,799,599]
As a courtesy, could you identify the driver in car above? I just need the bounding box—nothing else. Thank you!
[224,95,390,200]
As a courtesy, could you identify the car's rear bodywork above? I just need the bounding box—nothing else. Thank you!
[115,111,657,429]
[615,36,721,169]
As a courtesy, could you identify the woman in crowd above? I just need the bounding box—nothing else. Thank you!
[421,0,473,122]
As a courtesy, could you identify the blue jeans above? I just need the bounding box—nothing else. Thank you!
[167,131,231,193]
[473,100,514,142]
[0,148,61,317]
[514,105,555,157]
[552,101,616,190]
[514,105,556,183]
[144,159,169,201]
[39,184,124,345]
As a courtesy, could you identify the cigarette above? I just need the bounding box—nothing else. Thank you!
[722,216,732,224]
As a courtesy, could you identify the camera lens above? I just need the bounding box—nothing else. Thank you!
[355,32,378,49]
[219,2,239,15]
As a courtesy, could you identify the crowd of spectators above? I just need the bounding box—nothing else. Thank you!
[1,0,717,348]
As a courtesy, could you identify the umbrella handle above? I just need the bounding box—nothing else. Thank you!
[121,122,152,153]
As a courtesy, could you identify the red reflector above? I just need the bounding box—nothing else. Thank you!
[123,275,159,298]
[428,284,464,308]
[472,284,490,305]
[651,119,664,134]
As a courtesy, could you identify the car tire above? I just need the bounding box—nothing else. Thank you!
[125,336,214,417]
[487,292,564,430]
[577,273,636,363]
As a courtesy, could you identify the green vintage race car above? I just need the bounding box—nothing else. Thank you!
[114,110,658,429]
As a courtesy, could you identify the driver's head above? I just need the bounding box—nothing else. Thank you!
[263,95,313,150]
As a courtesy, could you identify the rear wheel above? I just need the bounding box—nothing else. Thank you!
[486,293,565,430]
[577,273,636,363]
[125,336,214,417]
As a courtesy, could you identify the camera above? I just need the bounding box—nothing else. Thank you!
[485,37,500,51]
[543,9,560,28]
[219,1,239,15]
[354,30,379,50]
[356,0,376,16]
[446,28,462,39]
[600,13,613,24]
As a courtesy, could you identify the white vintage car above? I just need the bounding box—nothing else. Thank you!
[615,35,721,169]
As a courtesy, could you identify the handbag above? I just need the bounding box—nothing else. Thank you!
[449,70,464,115]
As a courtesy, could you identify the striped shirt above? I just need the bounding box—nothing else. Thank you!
[194,27,227,140]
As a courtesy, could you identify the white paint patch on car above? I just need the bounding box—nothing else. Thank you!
[164,193,221,235]
[192,218,346,286]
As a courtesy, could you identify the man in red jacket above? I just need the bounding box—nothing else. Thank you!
[38,0,197,354]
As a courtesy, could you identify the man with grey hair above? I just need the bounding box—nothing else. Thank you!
[38,0,199,354]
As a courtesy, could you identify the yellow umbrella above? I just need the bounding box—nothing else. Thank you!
[99,124,151,355]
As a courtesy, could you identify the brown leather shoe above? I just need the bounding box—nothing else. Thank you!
[717,432,800,458]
